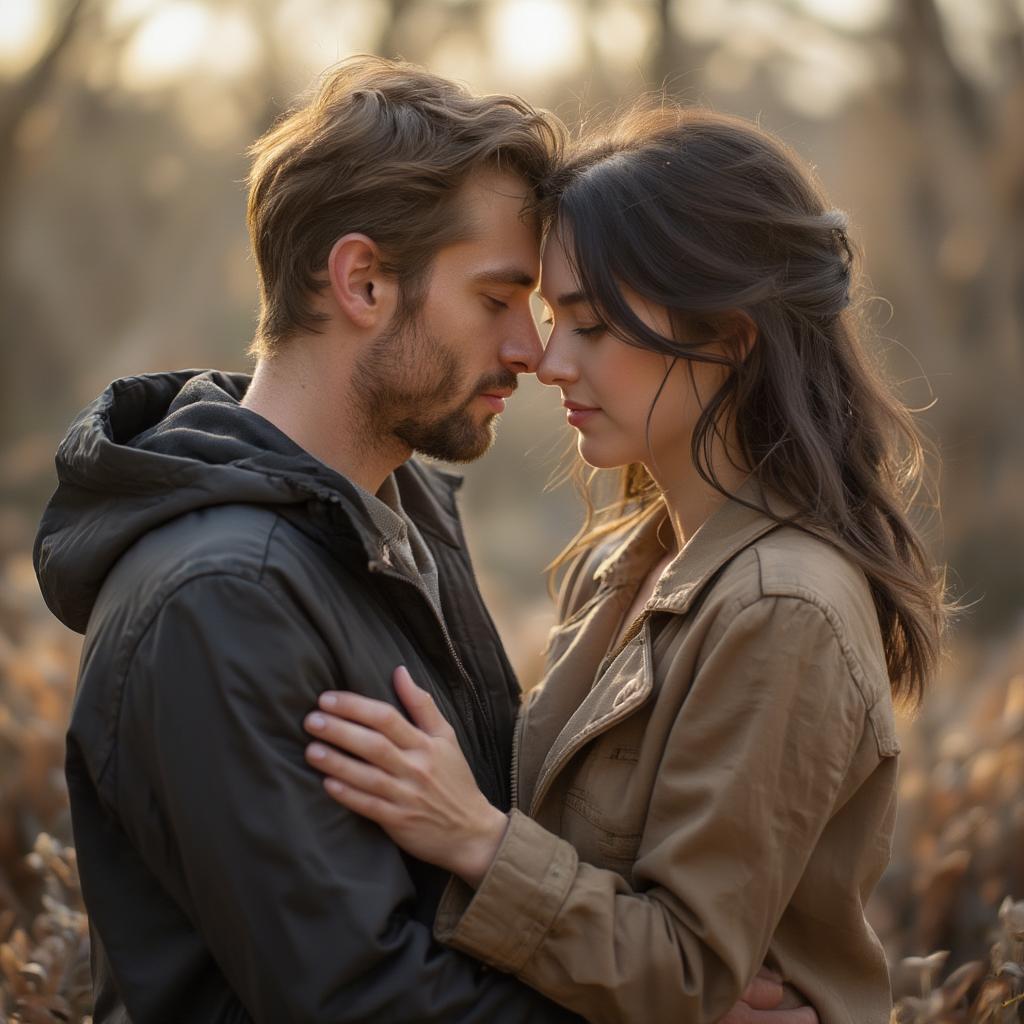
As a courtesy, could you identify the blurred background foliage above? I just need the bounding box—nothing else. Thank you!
[1,0,1023,1019]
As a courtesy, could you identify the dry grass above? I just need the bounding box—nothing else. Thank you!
[878,628,1024,1021]
[0,546,1022,1022]
[0,552,91,1024]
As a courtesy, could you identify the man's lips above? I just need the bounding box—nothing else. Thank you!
[478,389,513,413]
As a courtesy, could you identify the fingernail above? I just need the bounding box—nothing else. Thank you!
[307,744,326,760]
[320,693,338,709]
[307,713,326,730]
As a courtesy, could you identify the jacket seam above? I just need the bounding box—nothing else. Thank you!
[258,516,280,581]
[706,587,891,764]
[99,564,310,798]
[711,587,881,832]
[748,553,885,714]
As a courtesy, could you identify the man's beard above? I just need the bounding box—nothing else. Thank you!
[352,308,517,464]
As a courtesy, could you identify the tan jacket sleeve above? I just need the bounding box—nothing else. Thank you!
[434,595,883,1024]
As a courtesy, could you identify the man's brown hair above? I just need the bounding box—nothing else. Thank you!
[246,55,564,358]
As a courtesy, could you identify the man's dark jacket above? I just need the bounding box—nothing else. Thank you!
[34,370,579,1023]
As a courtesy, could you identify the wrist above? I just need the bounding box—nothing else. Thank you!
[453,805,509,888]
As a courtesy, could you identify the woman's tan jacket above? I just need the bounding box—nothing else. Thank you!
[435,491,900,1024]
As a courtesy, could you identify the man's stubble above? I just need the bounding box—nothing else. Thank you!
[352,305,517,465]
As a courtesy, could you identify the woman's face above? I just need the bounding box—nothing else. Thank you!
[536,233,726,475]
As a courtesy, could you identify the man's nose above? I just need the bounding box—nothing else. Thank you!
[500,315,545,375]
[537,329,578,387]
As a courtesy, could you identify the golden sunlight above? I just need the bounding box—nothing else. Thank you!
[0,0,47,74]
[118,2,260,90]
[796,0,890,32]
[485,0,584,82]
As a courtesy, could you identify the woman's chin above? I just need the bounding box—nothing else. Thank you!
[576,436,630,471]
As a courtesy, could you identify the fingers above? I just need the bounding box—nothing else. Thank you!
[314,690,424,750]
[762,1010,816,1024]
[321,773,395,828]
[305,743,401,802]
[739,974,784,1009]
[304,712,406,773]
[723,1001,818,1024]
[393,666,455,739]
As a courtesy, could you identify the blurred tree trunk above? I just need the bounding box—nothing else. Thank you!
[876,0,1024,626]
[378,0,418,59]
[0,0,89,218]
[651,0,707,99]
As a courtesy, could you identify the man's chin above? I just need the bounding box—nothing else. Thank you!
[396,413,497,464]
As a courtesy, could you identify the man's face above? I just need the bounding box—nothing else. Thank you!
[353,170,544,463]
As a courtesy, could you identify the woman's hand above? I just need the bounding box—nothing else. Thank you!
[303,666,509,887]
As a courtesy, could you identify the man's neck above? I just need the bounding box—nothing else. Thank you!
[241,347,406,494]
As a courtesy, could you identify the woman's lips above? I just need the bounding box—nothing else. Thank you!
[567,408,599,427]
[563,401,601,428]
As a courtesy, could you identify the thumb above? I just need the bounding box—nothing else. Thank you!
[739,973,784,1010]
[393,666,452,738]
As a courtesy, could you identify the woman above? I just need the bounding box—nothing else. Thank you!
[301,107,948,1022]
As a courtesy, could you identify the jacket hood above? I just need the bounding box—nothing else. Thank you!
[34,369,427,633]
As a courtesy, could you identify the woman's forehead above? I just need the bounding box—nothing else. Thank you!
[539,235,584,305]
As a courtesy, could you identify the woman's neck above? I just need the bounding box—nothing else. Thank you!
[648,450,752,552]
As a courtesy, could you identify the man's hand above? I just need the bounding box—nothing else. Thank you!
[726,969,818,1024]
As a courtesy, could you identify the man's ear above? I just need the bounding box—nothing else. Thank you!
[326,234,397,330]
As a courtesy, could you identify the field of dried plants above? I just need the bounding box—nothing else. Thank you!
[0,546,1021,1023]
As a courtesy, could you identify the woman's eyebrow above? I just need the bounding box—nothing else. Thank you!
[536,289,587,308]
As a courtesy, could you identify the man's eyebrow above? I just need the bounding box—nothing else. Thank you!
[473,267,537,289]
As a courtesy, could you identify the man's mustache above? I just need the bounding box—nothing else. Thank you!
[472,370,519,398]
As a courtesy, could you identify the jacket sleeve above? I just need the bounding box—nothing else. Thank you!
[115,572,581,1024]
[434,594,888,1023]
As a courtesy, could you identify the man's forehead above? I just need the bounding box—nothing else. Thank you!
[459,170,539,241]
[463,168,532,205]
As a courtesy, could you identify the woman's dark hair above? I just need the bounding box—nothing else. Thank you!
[545,105,950,708]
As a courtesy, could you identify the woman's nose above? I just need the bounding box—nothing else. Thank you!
[537,329,579,387]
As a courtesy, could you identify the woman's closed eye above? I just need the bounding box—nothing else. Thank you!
[541,315,607,338]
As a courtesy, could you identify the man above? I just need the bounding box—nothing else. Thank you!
[35,57,817,1022]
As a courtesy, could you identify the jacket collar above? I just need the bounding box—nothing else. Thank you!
[523,479,801,816]
[392,459,465,550]
[594,475,800,616]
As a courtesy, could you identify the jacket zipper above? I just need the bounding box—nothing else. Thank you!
[510,703,528,810]
[529,617,654,817]
[306,487,508,807]
[369,559,507,809]
[599,612,647,674]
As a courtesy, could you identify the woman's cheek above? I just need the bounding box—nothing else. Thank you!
[577,411,646,470]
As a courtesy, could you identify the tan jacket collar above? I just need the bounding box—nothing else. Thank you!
[594,476,799,617]
[522,478,800,817]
